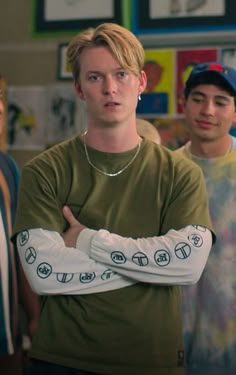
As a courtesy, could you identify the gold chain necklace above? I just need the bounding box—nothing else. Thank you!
[83,131,141,177]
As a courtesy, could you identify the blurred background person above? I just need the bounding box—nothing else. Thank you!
[0,87,39,374]
[136,118,161,144]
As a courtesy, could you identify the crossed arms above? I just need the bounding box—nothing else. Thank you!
[16,206,213,295]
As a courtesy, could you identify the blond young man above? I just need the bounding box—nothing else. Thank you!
[13,24,214,375]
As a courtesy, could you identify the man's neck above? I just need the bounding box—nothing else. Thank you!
[189,135,232,158]
[83,120,141,153]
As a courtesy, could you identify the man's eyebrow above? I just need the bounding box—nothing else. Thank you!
[190,90,231,101]
[190,90,205,97]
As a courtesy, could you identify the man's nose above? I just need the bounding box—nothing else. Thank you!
[103,76,117,95]
[200,100,215,116]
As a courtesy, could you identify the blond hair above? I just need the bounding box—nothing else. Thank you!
[67,23,145,83]
[136,118,161,145]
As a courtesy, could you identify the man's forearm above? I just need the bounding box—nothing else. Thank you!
[77,225,212,285]
[16,228,136,296]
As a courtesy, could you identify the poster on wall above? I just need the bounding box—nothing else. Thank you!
[132,0,236,37]
[176,48,218,113]
[33,0,125,35]
[220,48,236,136]
[46,84,87,147]
[220,48,236,69]
[57,43,72,80]
[7,87,47,149]
[149,0,225,18]
[137,49,175,115]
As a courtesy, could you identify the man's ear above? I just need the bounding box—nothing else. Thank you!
[139,70,147,94]
[74,81,84,100]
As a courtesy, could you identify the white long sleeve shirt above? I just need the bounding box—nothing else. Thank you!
[17,224,212,295]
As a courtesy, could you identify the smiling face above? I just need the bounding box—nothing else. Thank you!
[183,84,236,143]
[75,46,146,129]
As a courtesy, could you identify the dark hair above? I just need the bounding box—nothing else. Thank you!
[184,71,236,107]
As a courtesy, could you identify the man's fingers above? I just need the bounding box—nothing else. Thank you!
[62,205,79,226]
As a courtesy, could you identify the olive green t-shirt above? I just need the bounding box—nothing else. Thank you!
[13,137,213,375]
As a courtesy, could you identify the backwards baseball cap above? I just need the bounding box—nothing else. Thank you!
[184,62,236,96]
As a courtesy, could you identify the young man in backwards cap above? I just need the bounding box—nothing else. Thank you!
[176,62,236,375]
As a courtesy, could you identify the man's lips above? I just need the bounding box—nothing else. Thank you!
[104,101,120,107]
[196,120,215,129]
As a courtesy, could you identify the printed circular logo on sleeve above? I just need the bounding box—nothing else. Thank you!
[19,231,29,246]
[154,250,170,267]
[79,272,95,283]
[37,262,52,279]
[57,273,74,283]
[132,252,148,266]
[111,251,126,264]
[188,233,203,247]
[175,242,191,259]
[101,269,116,280]
[25,247,37,264]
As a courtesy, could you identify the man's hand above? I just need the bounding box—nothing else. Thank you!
[18,263,40,339]
[62,205,87,247]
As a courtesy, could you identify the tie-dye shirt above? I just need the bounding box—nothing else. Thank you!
[176,136,236,375]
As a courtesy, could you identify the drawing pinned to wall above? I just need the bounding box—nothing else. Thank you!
[45,0,115,21]
[57,43,72,80]
[221,48,236,69]
[220,47,236,137]
[137,49,175,115]
[46,84,87,147]
[144,61,164,92]
[168,0,224,17]
[33,0,126,35]
[133,0,235,37]
[7,87,47,149]
[7,85,87,149]
[176,48,218,113]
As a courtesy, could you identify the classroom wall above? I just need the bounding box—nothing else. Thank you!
[0,1,75,164]
[0,0,71,85]
[1,1,236,165]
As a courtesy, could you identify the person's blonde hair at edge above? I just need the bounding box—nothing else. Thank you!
[136,118,161,145]
[67,23,145,83]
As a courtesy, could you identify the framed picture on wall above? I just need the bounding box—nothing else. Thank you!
[57,44,72,80]
[33,0,130,36]
[132,0,236,36]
